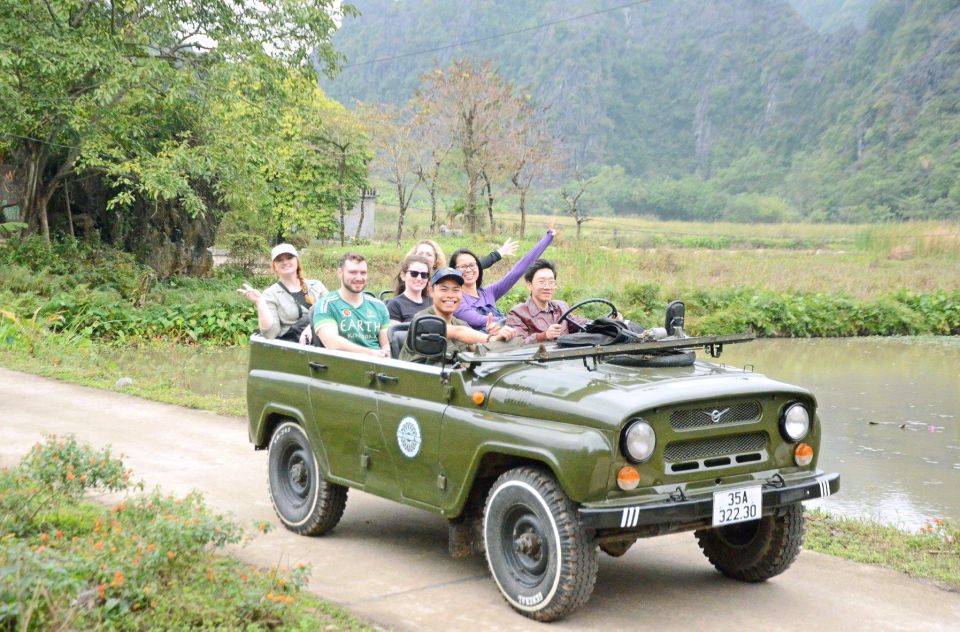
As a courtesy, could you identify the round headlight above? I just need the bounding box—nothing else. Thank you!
[780,403,810,442]
[622,419,656,463]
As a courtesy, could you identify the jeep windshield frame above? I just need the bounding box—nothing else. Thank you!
[457,333,755,366]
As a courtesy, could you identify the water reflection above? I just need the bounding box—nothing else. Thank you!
[107,338,960,529]
[719,337,960,530]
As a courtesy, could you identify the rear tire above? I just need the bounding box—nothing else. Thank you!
[694,503,804,582]
[268,421,347,536]
[483,466,598,622]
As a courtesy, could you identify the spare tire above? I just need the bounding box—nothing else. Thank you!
[605,350,695,368]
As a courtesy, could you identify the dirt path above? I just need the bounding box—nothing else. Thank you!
[2,367,958,631]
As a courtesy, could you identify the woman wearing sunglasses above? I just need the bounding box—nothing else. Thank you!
[386,255,433,323]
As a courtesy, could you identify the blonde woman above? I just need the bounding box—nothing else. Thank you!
[238,244,327,341]
[407,237,519,275]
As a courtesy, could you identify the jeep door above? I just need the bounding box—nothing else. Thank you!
[365,359,448,509]
[305,348,376,486]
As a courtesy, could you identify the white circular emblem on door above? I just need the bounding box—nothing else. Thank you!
[397,417,422,458]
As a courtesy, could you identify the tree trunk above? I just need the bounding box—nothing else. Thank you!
[428,163,440,232]
[336,153,347,246]
[465,177,478,234]
[65,179,74,238]
[20,144,51,242]
[354,191,366,241]
[518,188,527,239]
[576,218,583,241]
[395,183,406,247]
[482,171,495,234]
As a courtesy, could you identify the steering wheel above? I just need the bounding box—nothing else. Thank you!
[558,298,619,332]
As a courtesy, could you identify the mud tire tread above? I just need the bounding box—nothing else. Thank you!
[694,503,805,582]
[268,421,348,536]
[483,466,598,622]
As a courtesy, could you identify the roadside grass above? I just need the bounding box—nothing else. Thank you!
[0,326,246,417]
[805,509,960,591]
[0,435,375,631]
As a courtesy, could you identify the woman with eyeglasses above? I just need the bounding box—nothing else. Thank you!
[448,224,556,332]
[386,255,433,323]
[407,237,520,275]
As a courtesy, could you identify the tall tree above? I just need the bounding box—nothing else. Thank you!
[307,101,369,246]
[417,60,515,233]
[363,104,421,246]
[410,99,454,233]
[505,100,559,238]
[0,0,354,243]
[561,167,597,241]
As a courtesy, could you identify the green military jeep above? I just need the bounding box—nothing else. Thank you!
[246,301,839,621]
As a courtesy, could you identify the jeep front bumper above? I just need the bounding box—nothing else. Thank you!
[579,472,840,530]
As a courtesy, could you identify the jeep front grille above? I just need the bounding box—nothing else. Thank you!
[663,432,768,473]
[669,401,762,431]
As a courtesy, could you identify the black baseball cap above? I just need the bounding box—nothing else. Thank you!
[431,267,464,286]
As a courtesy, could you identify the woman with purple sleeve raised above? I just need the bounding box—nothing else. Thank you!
[449,224,556,332]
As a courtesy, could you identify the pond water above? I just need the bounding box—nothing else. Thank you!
[108,337,960,530]
[719,337,960,530]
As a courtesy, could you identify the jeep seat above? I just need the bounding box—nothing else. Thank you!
[387,323,410,359]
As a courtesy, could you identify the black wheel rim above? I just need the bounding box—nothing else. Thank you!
[278,443,313,509]
[501,505,550,585]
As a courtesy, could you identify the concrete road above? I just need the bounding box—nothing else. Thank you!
[2,367,959,631]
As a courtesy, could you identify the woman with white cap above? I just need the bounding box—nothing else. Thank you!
[238,243,327,341]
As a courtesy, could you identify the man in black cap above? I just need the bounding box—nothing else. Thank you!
[400,267,517,364]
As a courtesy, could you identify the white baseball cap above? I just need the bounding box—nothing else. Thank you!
[270,243,298,261]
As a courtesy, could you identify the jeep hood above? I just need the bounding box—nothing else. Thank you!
[478,359,813,431]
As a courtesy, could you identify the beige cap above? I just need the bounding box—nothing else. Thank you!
[270,243,298,261]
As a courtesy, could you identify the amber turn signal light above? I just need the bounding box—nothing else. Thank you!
[794,442,814,466]
[472,391,485,405]
[617,466,640,491]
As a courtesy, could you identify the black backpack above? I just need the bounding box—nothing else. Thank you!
[556,318,645,348]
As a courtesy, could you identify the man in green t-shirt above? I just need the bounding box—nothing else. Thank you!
[313,253,391,358]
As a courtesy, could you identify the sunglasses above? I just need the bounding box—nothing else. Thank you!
[407,270,429,279]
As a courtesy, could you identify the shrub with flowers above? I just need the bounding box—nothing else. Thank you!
[0,434,353,630]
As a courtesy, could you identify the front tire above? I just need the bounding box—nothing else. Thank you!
[694,503,805,582]
[483,466,598,622]
[268,421,347,536]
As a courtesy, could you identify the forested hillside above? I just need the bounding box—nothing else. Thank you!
[324,0,960,222]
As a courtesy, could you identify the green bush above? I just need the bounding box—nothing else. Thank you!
[0,434,354,631]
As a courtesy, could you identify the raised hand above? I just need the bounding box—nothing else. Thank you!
[497,237,519,258]
[237,282,261,303]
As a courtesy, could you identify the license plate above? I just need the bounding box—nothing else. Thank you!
[712,485,761,527]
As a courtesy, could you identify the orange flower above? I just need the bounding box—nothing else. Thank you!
[167,550,176,561]
[55,530,63,540]
[97,584,106,600]
[111,571,125,587]
[146,544,155,552]
[93,541,105,551]
[40,533,49,543]
[66,472,75,481]
[79,474,87,482]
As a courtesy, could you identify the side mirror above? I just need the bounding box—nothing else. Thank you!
[665,300,686,338]
[409,315,447,358]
